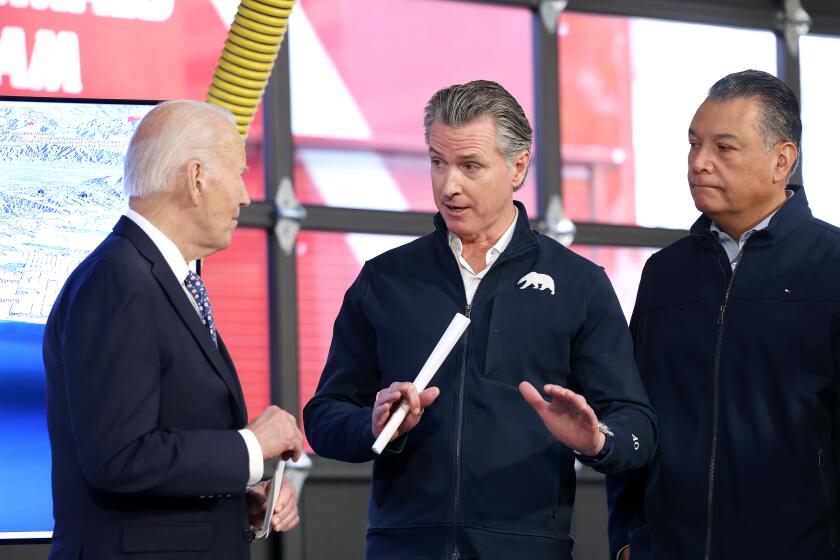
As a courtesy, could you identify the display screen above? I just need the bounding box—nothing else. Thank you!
[0,97,157,540]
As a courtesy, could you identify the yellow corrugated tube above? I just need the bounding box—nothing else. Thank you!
[207,0,296,137]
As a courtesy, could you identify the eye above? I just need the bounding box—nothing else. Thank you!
[430,157,444,167]
[717,144,733,152]
[464,163,480,171]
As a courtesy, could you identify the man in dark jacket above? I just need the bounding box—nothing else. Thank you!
[304,80,657,559]
[607,70,840,560]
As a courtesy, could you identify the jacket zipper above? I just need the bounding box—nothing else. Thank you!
[818,447,839,548]
[704,246,742,560]
[451,300,471,560]
[447,241,529,560]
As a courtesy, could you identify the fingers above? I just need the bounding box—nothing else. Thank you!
[372,381,423,437]
[247,405,303,461]
[418,386,440,408]
[519,381,548,412]
[544,384,596,420]
[271,478,299,532]
[271,507,299,532]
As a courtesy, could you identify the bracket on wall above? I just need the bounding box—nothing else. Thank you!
[540,194,576,247]
[540,0,568,35]
[273,176,306,256]
[778,0,812,56]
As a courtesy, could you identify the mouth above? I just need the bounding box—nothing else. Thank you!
[443,203,469,215]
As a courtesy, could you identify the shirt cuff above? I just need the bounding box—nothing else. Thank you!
[238,429,264,486]
[575,433,614,464]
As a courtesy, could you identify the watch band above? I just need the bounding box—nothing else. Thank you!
[597,422,614,438]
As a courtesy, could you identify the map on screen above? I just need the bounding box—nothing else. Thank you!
[0,101,154,324]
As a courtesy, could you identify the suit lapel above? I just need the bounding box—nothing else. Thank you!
[113,217,248,425]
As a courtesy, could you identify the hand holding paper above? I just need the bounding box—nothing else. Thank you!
[248,460,299,539]
[372,382,440,444]
[371,313,470,454]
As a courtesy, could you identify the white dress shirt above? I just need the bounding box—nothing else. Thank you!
[124,209,264,485]
[447,207,518,304]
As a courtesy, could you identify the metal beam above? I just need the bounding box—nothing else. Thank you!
[263,39,304,560]
[533,1,564,219]
[566,0,778,29]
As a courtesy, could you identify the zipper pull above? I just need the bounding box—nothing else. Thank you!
[717,305,725,325]
[465,304,472,318]
[818,447,824,467]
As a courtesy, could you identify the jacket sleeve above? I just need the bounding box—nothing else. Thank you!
[56,263,249,497]
[605,261,654,557]
[570,266,657,475]
[303,264,383,463]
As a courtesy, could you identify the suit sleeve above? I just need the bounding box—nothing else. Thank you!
[303,264,383,463]
[569,266,657,475]
[59,263,249,497]
[605,261,654,558]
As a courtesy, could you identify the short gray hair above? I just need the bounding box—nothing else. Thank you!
[707,69,801,174]
[123,100,236,198]
[423,80,532,189]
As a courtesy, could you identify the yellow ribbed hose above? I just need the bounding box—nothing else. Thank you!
[206,0,296,137]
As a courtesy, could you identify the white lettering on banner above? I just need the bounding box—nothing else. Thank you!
[0,26,28,89]
[46,0,86,13]
[26,29,82,93]
[0,26,82,94]
[0,0,174,20]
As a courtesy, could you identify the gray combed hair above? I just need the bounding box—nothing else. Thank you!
[707,69,801,174]
[123,100,236,198]
[423,80,532,189]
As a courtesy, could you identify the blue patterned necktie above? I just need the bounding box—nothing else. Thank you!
[184,271,218,347]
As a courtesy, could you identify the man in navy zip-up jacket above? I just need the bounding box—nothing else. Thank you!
[304,80,657,559]
[607,70,840,559]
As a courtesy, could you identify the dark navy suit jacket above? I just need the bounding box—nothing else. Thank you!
[43,217,253,559]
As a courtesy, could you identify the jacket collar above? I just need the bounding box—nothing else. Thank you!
[433,200,538,257]
[689,184,812,247]
[112,216,248,425]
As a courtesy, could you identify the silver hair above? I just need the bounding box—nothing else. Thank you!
[423,80,532,190]
[123,100,236,198]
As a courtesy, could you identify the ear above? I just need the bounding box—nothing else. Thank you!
[185,158,205,206]
[773,141,798,184]
[510,150,531,190]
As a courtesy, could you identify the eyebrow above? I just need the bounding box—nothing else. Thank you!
[688,128,740,142]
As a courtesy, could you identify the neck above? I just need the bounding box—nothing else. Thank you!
[129,197,198,263]
[457,204,516,273]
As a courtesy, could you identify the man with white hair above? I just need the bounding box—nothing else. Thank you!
[43,100,302,559]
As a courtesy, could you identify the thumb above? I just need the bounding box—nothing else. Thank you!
[419,386,440,407]
[519,381,548,412]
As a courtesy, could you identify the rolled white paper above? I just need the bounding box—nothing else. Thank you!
[372,313,471,455]
[256,458,286,539]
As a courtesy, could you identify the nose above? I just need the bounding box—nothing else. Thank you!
[440,169,463,198]
[688,144,712,175]
[240,182,251,207]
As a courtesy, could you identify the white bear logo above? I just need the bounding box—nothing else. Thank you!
[517,272,555,295]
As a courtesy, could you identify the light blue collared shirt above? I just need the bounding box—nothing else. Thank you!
[710,190,794,270]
